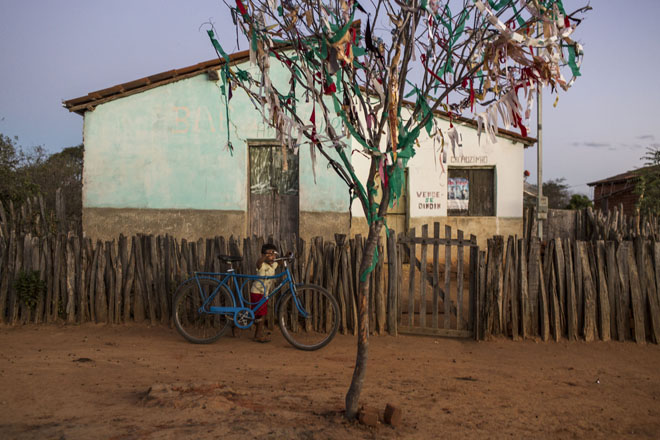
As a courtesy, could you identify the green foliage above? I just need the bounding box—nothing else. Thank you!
[543,178,571,209]
[0,134,41,204]
[635,146,660,215]
[566,194,593,210]
[29,143,84,225]
[0,133,83,226]
[525,178,586,210]
[13,270,45,310]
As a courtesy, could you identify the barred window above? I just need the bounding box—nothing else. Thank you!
[447,168,495,216]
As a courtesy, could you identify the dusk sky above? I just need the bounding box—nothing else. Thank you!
[1,1,658,197]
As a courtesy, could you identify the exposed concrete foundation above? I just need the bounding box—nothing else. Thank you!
[83,208,352,243]
[83,208,247,242]
[409,216,523,250]
[299,211,350,241]
[350,216,523,250]
[83,208,520,250]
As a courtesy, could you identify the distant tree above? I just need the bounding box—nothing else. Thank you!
[0,133,20,199]
[0,133,41,205]
[0,133,83,228]
[543,178,571,209]
[566,193,592,210]
[27,144,84,223]
[635,146,660,215]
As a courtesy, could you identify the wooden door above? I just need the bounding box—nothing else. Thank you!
[249,145,299,241]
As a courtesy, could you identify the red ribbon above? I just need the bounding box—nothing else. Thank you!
[514,113,527,138]
[420,54,447,86]
[236,0,248,16]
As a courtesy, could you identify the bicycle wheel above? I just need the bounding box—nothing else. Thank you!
[278,284,339,351]
[173,278,234,344]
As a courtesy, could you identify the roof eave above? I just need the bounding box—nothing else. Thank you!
[62,52,251,115]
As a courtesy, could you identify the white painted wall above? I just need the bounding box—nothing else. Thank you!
[350,115,525,219]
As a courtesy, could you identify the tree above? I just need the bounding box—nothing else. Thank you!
[636,146,660,215]
[0,134,42,205]
[27,144,84,226]
[0,133,83,230]
[210,0,589,418]
[566,193,591,210]
[543,177,570,209]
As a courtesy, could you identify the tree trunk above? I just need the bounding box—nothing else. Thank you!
[345,220,383,419]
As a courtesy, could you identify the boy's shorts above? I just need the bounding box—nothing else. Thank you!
[250,292,267,317]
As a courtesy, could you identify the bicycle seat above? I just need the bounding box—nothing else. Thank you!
[217,254,242,263]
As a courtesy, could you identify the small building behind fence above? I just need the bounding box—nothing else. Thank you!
[63,49,534,246]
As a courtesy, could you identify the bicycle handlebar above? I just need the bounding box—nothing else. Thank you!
[273,252,295,263]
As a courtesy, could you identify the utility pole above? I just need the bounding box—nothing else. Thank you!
[536,21,547,240]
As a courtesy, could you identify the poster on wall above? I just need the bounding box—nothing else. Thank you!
[447,177,469,210]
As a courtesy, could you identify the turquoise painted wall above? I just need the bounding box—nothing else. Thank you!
[83,60,349,212]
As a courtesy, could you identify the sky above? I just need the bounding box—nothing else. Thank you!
[1,1,658,197]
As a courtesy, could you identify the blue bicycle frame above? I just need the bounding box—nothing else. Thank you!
[191,262,307,329]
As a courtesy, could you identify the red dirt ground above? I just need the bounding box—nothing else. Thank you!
[1,324,659,439]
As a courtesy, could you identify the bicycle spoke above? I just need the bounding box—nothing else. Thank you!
[173,278,233,344]
[278,284,339,351]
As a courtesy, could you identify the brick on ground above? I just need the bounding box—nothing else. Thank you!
[384,403,402,427]
[358,406,380,427]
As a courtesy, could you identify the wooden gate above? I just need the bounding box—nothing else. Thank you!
[396,224,479,338]
[249,144,299,242]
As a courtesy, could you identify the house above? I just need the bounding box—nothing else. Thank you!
[63,49,534,246]
[587,167,657,215]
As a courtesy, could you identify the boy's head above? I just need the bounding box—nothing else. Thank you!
[261,244,278,261]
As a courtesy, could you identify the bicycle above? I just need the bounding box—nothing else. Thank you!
[172,253,340,351]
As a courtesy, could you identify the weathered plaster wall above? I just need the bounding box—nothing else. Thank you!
[83,75,247,211]
[82,59,350,241]
[81,55,524,243]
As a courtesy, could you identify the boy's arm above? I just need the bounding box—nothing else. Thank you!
[255,255,266,271]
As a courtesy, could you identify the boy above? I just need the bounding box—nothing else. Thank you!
[250,243,279,342]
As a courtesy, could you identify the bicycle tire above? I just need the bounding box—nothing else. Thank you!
[173,277,234,344]
[278,284,339,351]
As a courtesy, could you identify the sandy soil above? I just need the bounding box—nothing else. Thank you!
[1,324,660,439]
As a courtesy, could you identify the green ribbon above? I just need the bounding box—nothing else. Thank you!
[360,246,378,282]
[331,94,377,153]
[405,82,434,136]
[327,5,356,44]
[207,30,233,155]
[487,0,511,11]
[436,6,469,75]
[566,44,581,77]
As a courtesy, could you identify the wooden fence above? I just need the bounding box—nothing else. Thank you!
[479,235,660,343]
[1,196,659,344]
[0,230,394,335]
[524,205,660,243]
[393,224,479,338]
[0,191,74,240]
